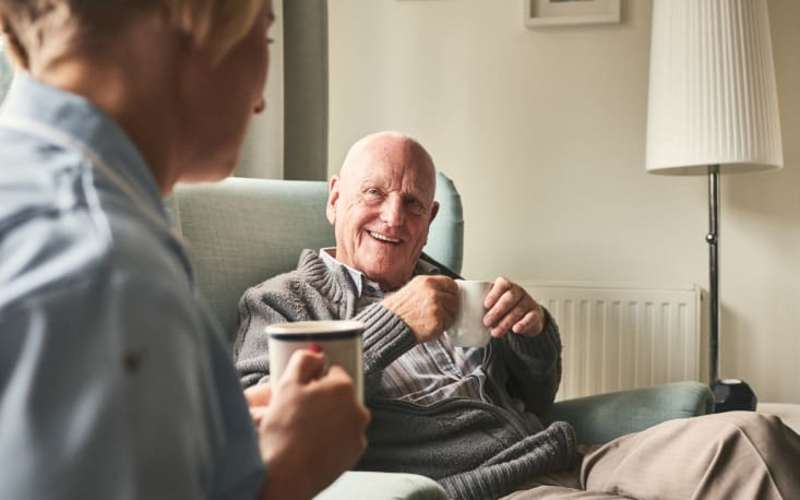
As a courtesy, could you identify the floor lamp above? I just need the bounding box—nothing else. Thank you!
[645,0,783,412]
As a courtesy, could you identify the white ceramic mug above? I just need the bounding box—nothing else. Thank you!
[266,320,365,402]
[445,280,493,348]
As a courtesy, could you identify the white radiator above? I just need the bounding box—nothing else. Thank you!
[522,283,702,401]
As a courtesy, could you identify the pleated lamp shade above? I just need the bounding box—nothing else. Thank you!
[646,0,783,175]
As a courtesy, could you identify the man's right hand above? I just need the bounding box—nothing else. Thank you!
[256,350,371,500]
[381,275,458,343]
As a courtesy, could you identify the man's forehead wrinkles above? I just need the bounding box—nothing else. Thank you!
[401,174,433,202]
[357,167,431,200]
[340,143,435,202]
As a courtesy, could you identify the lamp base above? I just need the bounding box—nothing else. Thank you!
[712,379,757,413]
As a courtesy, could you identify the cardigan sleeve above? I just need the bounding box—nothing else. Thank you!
[495,308,563,419]
[233,283,295,388]
[355,303,418,400]
[233,274,420,395]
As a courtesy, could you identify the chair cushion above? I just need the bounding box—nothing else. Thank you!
[550,381,714,444]
[173,178,334,336]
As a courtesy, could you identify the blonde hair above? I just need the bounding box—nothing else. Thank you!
[0,0,265,68]
[169,0,265,63]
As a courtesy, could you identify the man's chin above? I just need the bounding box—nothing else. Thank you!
[355,250,417,290]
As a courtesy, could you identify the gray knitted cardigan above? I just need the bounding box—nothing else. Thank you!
[234,250,577,499]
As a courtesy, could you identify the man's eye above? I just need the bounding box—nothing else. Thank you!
[363,188,383,203]
[406,200,425,215]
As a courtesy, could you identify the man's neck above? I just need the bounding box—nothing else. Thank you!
[320,248,433,293]
[319,248,383,295]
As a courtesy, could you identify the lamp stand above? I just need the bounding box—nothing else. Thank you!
[706,165,757,413]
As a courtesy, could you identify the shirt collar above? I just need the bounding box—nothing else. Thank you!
[319,248,384,297]
[0,73,166,221]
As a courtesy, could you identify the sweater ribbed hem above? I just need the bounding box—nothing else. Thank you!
[439,420,577,500]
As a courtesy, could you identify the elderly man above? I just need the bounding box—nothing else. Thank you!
[235,132,800,500]
[0,1,368,499]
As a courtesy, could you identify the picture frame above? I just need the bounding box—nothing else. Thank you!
[525,0,621,28]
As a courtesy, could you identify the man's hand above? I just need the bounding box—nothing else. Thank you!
[483,277,545,338]
[255,350,371,500]
[381,275,458,343]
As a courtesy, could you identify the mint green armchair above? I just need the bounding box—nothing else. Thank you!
[171,175,711,499]
[550,381,712,444]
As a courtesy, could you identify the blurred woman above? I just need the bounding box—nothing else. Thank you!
[0,1,369,498]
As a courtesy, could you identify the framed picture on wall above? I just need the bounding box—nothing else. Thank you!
[525,0,621,28]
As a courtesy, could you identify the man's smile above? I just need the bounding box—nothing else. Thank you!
[366,230,402,244]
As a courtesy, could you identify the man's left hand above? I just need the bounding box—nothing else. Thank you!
[482,277,545,338]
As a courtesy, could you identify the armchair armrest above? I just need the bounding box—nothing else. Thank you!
[550,381,713,445]
[315,471,449,500]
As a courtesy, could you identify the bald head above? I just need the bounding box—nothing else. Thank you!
[327,131,439,290]
[339,131,436,191]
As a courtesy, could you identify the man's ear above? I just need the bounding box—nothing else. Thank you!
[422,201,439,246]
[326,176,340,225]
[429,201,439,225]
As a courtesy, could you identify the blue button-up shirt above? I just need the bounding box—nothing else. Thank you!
[0,75,264,499]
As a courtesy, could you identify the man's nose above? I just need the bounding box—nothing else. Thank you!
[380,197,405,227]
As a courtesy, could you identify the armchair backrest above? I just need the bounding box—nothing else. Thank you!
[172,172,463,337]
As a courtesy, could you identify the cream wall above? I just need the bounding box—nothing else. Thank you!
[328,0,800,403]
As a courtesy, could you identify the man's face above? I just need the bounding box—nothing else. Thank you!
[327,138,439,291]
